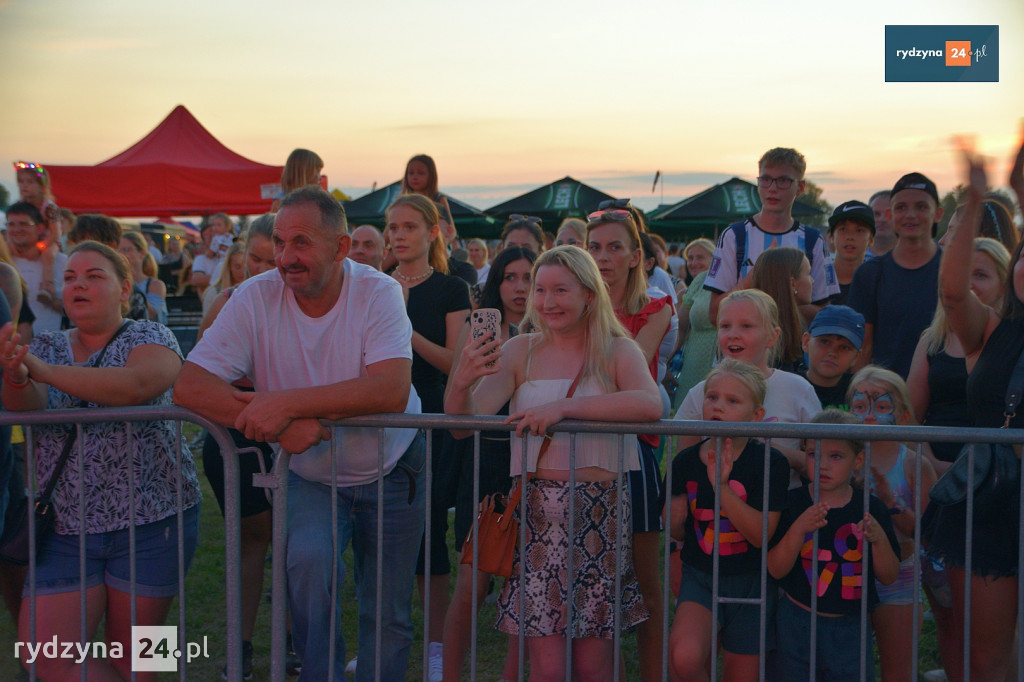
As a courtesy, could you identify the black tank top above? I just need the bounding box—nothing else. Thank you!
[966,317,1024,429]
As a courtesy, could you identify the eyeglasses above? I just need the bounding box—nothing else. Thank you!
[587,209,632,222]
[596,198,632,211]
[4,220,37,229]
[508,214,542,225]
[757,175,797,190]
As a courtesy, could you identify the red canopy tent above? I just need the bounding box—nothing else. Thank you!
[45,105,284,217]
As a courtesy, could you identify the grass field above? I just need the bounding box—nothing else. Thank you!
[0,428,945,680]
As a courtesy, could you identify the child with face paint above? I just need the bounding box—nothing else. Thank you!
[847,365,937,682]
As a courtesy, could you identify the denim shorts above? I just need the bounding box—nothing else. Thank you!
[27,504,200,598]
[677,562,775,655]
[875,555,916,606]
[775,594,874,682]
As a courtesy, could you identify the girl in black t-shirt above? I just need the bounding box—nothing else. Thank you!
[667,359,789,682]
[768,410,900,681]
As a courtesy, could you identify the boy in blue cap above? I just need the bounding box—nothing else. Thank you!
[799,305,865,410]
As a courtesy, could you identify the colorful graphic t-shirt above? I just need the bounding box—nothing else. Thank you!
[775,485,899,615]
[670,439,790,574]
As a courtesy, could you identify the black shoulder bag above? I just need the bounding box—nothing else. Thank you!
[928,345,1024,520]
[0,321,132,565]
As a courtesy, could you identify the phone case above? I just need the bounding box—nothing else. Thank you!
[471,308,501,366]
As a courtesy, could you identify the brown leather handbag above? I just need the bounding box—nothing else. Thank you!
[460,366,584,578]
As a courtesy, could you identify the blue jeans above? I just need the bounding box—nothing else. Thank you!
[286,432,425,682]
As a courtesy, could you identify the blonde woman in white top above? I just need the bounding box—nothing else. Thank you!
[446,245,661,682]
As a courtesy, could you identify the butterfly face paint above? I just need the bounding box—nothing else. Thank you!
[850,389,896,425]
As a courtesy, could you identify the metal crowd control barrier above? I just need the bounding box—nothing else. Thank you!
[260,414,1024,682]
[0,406,244,682]
[9,408,1020,680]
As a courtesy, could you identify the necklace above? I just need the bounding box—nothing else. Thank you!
[394,265,434,283]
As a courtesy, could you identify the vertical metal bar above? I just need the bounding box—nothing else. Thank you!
[810,437,820,682]
[470,430,481,682]
[518,434,527,682]
[662,430,673,682]
[758,438,769,682]
[221,423,242,682]
[78,424,88,682]
[710,435,721,682]
[1017,433,1024,682]
[566,432,576,681]
[26,427,37,681]
[376,427,386,682]
[861,440,872,682]
[421,428,432,682]
[270,450,290,682]
[175,422,186,682]
[328,432,339,682]
[964,443,975,682]
[911,441,923,682]
[612,433,623,682]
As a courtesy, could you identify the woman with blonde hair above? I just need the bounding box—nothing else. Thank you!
[200,241,246,316]
[447,245,661,681]
[682,238,715,285]
[119,231,168,324]
[271,148,324,211]
[587,206,672,682]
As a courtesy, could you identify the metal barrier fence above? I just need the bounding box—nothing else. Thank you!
[4,409,1023,681]
[0,406,244,682]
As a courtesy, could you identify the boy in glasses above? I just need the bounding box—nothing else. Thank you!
[704,147,839,324]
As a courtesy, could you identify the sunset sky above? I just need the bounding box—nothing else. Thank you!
[1,0,1022,215]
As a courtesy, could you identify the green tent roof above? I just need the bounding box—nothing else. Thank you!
[343,181,498,238]
[485,176,616,228]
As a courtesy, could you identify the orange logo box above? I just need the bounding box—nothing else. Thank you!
[946,41,971,66]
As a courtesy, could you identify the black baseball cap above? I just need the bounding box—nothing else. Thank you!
[828,200,875,235]
[891,172,939,205]
[891,172,940,237]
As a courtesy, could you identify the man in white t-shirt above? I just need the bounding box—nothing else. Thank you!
[174,187,424,681]
[6,201,67,333]
[704,147,839,324]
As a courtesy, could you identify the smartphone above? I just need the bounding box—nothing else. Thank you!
[471,308,501,367]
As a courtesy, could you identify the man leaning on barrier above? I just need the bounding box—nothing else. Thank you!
[174,186,426,682]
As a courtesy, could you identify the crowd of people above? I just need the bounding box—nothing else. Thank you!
[0,130,1023,682]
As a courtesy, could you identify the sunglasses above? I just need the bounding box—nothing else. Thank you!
[596,198,632,211]
[587,209,632,222]
[508,214,542,225]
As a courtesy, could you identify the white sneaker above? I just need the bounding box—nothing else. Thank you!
[428,642,443,682]
[345,657,357,677]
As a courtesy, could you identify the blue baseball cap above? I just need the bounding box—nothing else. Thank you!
[809,305,865,350]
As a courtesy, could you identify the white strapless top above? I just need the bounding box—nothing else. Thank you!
[508,377,641,475]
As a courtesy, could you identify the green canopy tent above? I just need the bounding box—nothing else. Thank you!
[342,181,497,238]
[647,177,823,241]
[485,176,616,230]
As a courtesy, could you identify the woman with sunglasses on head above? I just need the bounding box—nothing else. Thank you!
[441,245,537,682]
[587,207,672,682]
[386,193,472,678]
[447,245,660,682]
[0,242,200,682]
[501,216,545,254]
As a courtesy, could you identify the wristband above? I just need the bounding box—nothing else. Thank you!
[3,373,29,389]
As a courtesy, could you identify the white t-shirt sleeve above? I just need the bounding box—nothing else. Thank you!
[673,381,705,421]
[810,233,841,301]
[185,288,255,383]
[703,228,738,294]
[363,277,414,367]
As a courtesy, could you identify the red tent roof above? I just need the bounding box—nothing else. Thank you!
[45,105,284,217]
